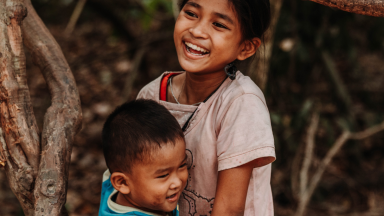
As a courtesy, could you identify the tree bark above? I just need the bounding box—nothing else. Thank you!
[0,0,39,214]
[0,0,82,215]
[308,0,384,17]
[22,0,82,215]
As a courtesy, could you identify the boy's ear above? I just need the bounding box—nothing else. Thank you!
[237,38,261,61]
[110,172,131,195]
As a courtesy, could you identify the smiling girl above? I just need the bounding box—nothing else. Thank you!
[137,0,275,215]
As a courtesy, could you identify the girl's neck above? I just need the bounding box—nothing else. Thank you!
[171,71,227,105]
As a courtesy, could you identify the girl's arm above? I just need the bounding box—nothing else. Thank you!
[211,157,274,216]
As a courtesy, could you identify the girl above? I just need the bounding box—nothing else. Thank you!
[138,0,275,215]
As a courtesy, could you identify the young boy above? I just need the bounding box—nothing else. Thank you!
[99,99,188,216]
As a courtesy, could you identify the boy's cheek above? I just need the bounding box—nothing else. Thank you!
[181,170,189,186]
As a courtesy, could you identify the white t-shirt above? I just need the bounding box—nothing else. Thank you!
[137,71,275,216]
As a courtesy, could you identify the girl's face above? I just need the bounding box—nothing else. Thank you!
[174,0,246,74]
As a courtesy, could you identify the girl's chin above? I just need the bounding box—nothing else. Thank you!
[178,59,203,73]
[179,64,206,73]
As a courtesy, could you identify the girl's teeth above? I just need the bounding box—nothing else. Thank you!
[185,42,208,53]
[187,47,203,56]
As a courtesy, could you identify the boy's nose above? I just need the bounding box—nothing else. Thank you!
[170,177,183,190]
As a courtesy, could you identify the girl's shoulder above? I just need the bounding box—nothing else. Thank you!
[137,71,183,100]
[219,72,267,108]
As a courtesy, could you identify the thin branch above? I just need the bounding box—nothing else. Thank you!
[299,113,319,197]
[64,0,87,35]
[295,131,350,216]
[123,30,173,102]
[308,0,384,17]
[322,51,353,112]
[122,46,149,102]
[350,121,384,140]
[291,143,303,200]
[295,120,384,216]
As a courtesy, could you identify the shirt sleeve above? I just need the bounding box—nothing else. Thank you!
[216,93,275,171]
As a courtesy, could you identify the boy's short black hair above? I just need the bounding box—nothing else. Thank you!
[102,99,184,173]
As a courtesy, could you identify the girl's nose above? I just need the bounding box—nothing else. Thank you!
[189,23,208,39]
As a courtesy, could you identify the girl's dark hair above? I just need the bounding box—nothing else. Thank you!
[178,0,271,42]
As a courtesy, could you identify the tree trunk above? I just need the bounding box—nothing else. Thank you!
[0,0,82,215]
[308,0,384,17]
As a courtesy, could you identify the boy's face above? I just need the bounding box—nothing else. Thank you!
[123,139,188,213]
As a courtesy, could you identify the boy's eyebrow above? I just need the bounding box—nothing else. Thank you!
[154,167,171,175]
[185,1,201,9]
[154,154,188,175]
[212,12,234,25]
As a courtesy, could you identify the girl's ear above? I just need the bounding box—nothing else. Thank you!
[237,38,261,61]
[110,172,131,195]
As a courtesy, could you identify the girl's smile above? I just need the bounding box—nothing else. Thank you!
[183,40,210,59]
[185,41,210,55]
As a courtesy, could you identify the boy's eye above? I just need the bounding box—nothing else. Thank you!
[185,11,197,18]
[213,22,228,29]
[157,174,169,178]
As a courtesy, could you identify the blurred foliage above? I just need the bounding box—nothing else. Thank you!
[140,0,173,28]
[267,1,384,214]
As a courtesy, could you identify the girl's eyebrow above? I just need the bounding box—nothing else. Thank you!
[212,12,234,25]
[185,1,233,25]
[186,1,201,9]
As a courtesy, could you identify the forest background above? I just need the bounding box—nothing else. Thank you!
[0,0,383,215]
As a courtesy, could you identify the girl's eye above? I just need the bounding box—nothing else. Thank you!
[180,163,187,168]
[213,22,228,29]
[157,174,169,178]
[185,11,197,18]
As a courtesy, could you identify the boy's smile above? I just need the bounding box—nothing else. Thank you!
[174,0,244,74]
[116,139,188,214]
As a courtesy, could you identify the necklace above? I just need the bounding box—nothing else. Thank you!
[170,76,202,106]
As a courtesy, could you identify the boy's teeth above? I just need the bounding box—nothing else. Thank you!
[185,42,208,53]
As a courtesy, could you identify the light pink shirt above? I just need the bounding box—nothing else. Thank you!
[137,71,275,216]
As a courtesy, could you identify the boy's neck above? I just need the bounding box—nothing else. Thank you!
[115,192,167,216]
[172,70,228,105]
